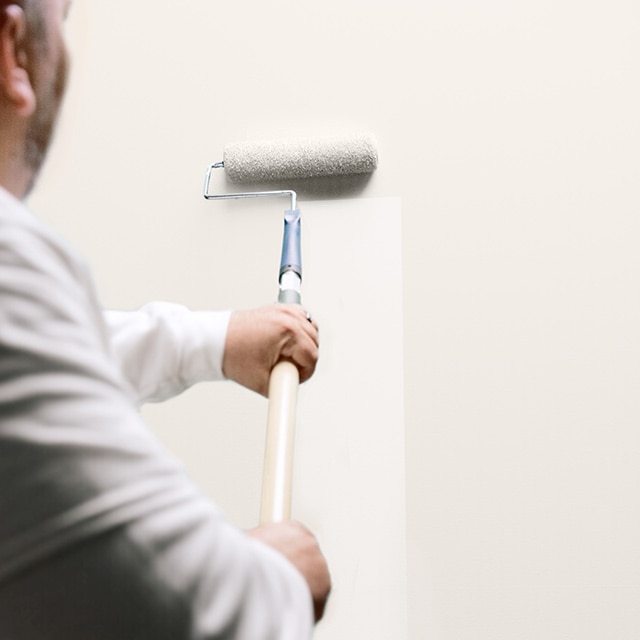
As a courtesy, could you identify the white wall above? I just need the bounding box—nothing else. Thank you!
[31,1,640,638]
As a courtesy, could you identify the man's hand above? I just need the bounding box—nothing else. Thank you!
[222,304,319,396]
[247,521,331,622]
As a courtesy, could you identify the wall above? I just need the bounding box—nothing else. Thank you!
[31,1,640,638]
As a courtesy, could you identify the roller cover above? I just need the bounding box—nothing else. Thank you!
[223,133,378,184]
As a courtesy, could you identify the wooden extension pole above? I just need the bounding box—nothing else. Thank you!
[259,360,300,524]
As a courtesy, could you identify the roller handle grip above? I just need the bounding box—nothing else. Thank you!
[259,360,300,524]
[280,210,301,280]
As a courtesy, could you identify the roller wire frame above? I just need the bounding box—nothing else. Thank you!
[204,165,303,524]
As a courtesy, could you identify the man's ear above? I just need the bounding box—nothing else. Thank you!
[0,5,36,117]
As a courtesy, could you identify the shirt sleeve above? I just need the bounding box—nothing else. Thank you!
[104,303,232,405]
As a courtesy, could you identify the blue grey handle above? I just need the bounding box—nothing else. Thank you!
[279,209,301,280]
[278,209,302,305]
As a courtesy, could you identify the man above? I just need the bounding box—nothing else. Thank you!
[0,1,331,637]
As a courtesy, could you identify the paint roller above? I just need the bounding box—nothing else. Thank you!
[219,133,378,183]
[203,133,378,524]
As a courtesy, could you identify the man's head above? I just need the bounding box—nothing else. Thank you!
[0,0,71,198]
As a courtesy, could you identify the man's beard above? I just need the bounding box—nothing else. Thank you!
[23,48,68,196]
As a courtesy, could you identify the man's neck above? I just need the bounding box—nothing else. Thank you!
[0,137,33,200]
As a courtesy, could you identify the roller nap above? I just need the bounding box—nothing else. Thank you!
[223,134,378,184]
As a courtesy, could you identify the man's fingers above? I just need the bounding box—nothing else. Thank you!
[278,315,319,384]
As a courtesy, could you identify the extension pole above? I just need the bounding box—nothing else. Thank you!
[260,360,299,523]
[260,208,302,524]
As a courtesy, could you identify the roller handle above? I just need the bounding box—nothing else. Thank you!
[259,207,303,524]
[260,360,300,523]
[279,209,301,280]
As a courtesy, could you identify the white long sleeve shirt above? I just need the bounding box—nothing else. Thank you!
[0,187,313,639]
[105,302,230,404]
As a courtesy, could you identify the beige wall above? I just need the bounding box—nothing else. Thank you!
[31,1,640,638]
